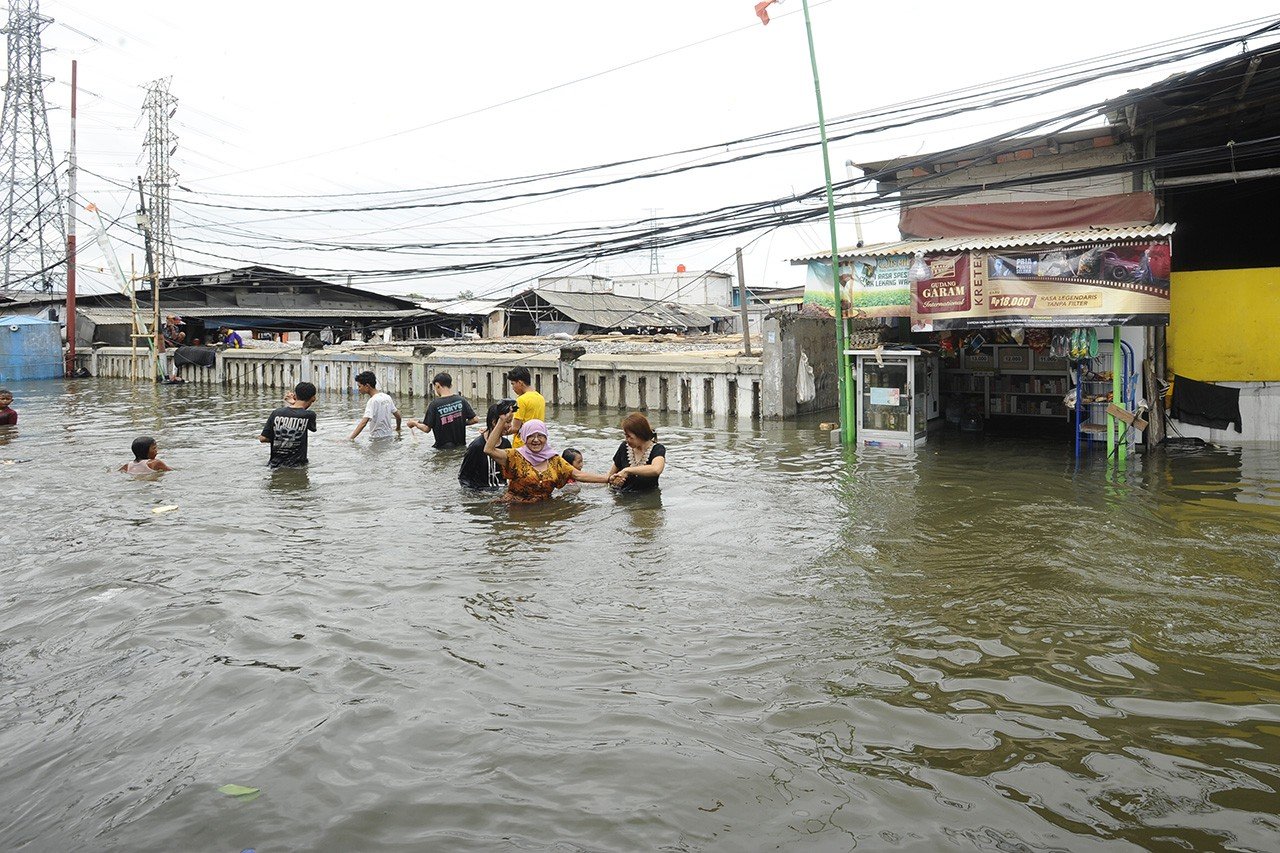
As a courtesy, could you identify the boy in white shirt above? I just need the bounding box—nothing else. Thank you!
[349,370,401,440]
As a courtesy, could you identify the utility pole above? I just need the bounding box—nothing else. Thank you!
[0,0,68,293]
[137,176,160,380]
[65,59,77,376]
[735,247,752,357]
[799,0,854,444]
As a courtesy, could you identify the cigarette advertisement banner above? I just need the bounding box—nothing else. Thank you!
[846,255,911,318]
[911,240,1171,331]
[803,258,912,318]
[802,261,844,317]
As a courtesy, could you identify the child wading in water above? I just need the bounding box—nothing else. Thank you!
[120,436,174,474]
[0,389,16,426]
[560,447,585,492]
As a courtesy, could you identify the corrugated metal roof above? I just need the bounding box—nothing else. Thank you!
[0,314,57,325]
[78,306,432,324]
[430,299,503,316]
[789,224,1177,263]
[511,290,718,330]
[685,303,736,320]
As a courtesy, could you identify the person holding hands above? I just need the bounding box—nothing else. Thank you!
[483,411,609,503]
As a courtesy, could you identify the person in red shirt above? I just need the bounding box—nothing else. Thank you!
[0,389,16,426]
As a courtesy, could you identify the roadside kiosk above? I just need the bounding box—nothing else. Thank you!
[846,347,935,449]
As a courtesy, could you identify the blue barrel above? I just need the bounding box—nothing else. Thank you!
[0,316,64,382]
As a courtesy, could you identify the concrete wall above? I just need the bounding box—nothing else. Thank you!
[898,144,1134,207]
[1169,267,1280,382]
[610,273,734,308]
[761,314,838,419]
[78,345,766,420]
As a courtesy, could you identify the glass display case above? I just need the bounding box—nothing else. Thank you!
[847,349,930,448]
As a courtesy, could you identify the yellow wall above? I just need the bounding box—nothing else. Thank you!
[1169,267,1280,381]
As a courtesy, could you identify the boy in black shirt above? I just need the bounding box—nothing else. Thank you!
[407,372,477,449]
[259,382,318,467]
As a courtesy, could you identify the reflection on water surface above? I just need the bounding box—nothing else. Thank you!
[1,380,1277,851]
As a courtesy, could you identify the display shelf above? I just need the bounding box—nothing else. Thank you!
[992,392,1067,397]
[941,344,1070,426]
[1074,340,1134,457]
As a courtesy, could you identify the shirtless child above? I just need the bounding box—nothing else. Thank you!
[0,389,16,426]
[119,436,174,474]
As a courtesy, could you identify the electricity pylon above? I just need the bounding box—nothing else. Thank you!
[0,0,67,292]
[141,77,178,280]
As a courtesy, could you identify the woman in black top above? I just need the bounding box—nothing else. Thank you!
[606,412,666,492]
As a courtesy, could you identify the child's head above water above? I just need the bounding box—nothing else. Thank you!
[0,389,12,408]
[131,435,157,461]
[561,448,584,470]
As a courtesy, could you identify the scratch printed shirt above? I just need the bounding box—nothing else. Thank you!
[424,394,476,449]
[261,406,318,467]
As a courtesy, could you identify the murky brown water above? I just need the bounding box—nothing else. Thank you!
[1,379,1278,851]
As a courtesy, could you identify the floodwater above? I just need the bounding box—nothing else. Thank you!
[1,379,1278,852]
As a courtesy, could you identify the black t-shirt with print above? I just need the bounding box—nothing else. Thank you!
[424,394,477,449]
[261,406,318,467]
[459,434,510,489]
[612,441,666,492]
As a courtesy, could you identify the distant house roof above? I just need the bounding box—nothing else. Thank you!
[429,299,504,316]
[76,306,431,325]
[503,289,721,331]
[21,266,446,332]
[685,303,736,320]
[0,314,57,325]
[748,285,806,301]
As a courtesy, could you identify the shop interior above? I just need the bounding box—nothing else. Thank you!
[848,323,1144,455]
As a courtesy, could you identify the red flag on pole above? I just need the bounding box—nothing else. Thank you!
[754,0,780,25]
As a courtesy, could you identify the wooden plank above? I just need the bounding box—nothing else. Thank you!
[1106,402,1148,432]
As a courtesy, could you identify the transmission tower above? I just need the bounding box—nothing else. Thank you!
[645,207,661,274]
[0,0,67,292]
[141,77,178,280]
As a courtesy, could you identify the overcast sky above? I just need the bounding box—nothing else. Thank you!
[27,0,1280,298]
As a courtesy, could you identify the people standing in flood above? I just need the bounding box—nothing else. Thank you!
[459,401,513,490]
[505,367,545,449]
[348,371,401,441]
[606,412,667,492]
[406,372,477,449]
[484,412,610,502]
[0,389,16,426]
[259,381,318,467]
[120,436,174,474]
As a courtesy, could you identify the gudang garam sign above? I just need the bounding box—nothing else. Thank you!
[911,239,1171,331]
